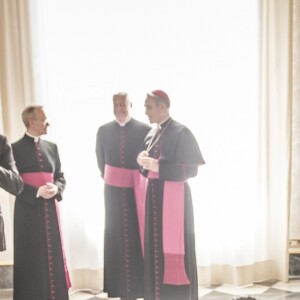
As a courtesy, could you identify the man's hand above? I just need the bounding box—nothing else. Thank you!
[37,182,58,199]
[137,150,149,166]
[137,151,159,172]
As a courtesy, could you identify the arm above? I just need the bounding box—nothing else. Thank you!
[159,127,205,181]
[95,127,105,178]
[0,136,23,195]
[53,144,66,201]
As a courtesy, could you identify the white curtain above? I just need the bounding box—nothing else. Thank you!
[1,0,299,291]
[256,0,294,283]
[289,0,300,241]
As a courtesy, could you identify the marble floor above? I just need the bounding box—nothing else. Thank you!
[1,252,300,300]
[1,279,300,300]
[1,251,300,299]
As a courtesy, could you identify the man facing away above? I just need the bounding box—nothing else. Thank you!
[12,105,71,300]
[95,92,151,300]
[0,134,23,252]
[137,90,205,300]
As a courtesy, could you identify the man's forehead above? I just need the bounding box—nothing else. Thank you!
[145,96,155,104]
[37,108,45,114]
[113,94,127,101]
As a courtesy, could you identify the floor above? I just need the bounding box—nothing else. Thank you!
[1,253,300,300]
[1,279,300,300]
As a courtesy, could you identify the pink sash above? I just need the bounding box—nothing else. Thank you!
[104,165,147,255]
[148,171,190,285]
[22,172,54,187]
[21,172,72,289]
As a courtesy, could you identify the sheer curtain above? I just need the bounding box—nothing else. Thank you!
[1,0,299,292]
[289,0,300,241]
[256,0,294,284]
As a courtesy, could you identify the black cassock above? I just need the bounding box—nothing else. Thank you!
[96,118,151,300]
[141,118,205,300]
[12,134,69,300]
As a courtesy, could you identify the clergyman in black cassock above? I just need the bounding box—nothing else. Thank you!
[12,105,70,300]
[96,92,151,300]
[0,134,23,251]
[137,90,205,300]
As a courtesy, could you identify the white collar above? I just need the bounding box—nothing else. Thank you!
[26,132,40,143]
[116,116,131,127]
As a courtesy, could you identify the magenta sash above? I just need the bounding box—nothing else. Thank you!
[21,172,72,289]
[163,181,190,285]
[104,165,147,255]
[148,171,190,285]
[22,172,54,187]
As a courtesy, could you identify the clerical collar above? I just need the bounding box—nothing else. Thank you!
[157,117,171,130]
[146,117,171,152]
[26,132,40,143]
[116,116,131,127]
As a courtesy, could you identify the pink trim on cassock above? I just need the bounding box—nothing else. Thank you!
[163,181,190,285]
[54,201,72,288]
[20,172,72,289]
[104,165,147,256]
[148,171,190,285]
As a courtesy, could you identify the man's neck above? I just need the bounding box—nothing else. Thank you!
[26,131,40,142]
[116,116,131,127]
[158,116,170,126]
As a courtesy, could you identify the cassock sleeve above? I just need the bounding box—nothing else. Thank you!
[159,127,205,181]
[95,127,105,178]
[53,144,66,201]
[0,136,23,196]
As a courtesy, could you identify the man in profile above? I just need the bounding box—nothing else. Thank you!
[137,90,205,300]
[12,105,71,300]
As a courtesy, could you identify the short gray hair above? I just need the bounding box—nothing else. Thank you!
[22,105,44,128]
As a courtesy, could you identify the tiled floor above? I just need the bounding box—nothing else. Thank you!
[1,279,300,300]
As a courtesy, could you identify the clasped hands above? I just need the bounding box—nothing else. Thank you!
[37,182,58,199]
[137,150,159,172]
